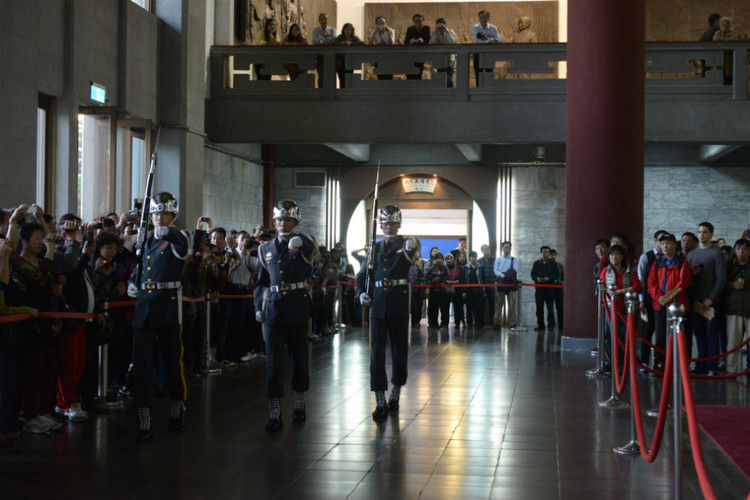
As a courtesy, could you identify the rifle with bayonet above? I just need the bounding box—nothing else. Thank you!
[364,163,381,295]
[134,127,161,288]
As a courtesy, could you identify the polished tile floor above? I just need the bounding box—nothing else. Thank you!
[2,323,749,499]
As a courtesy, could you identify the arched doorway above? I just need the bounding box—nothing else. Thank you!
[345,173,490,273]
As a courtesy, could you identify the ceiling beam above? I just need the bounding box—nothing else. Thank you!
[323,143,370,162]
[455,143,482,162]
[699,144,743,163]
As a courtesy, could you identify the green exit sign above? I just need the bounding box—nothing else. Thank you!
[90,82,107,104]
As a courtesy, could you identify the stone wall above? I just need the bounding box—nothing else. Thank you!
[643,166,750,249]
[203,146,264,231]
[274,167,328,244]
[511,165,565,327]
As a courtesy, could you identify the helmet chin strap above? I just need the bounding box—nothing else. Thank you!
[384,234,397,240]
[278,231,293,237]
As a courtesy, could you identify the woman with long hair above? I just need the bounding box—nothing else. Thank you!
[281,23,308,81]
[334,23,364,88]
[256,18,280,80]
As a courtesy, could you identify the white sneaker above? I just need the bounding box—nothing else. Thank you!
[38,414,63,431]
[54,406,67,418]
[24,417,50,434]
[67,402,89,422]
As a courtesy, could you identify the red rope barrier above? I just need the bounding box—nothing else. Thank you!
[611,300,629,394]
[677,331,718,500]
[630,324,673,463]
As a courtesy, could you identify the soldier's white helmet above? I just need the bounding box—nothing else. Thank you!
[273,199,301,222]
[379,205,402,225]
[150,192,178,216]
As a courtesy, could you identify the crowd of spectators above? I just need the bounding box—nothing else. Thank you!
[0,203,355,442]
[594,222,750,377]
[253,10,748,86]
[403,237,564,333]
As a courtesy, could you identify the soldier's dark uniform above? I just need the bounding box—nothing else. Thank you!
[254,234,315,397]
[130,193,202,441]
[254,201,315,431]
[356,205,419,418]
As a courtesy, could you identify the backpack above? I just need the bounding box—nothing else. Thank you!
[503,258,519,291]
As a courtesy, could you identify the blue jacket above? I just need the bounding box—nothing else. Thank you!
[355,236,419,320]
[132,228,201,329]
[254,235,315,326]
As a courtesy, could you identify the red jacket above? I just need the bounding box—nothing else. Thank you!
[599,265,642,307]
[647,254,691,311]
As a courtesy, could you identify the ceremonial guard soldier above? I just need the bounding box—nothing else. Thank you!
[254,200,316,431]
[128,192,203,442]
[356,205,420,420]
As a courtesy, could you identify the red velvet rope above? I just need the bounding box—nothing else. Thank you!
[677,331,718,500]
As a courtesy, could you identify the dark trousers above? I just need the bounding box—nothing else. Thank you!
[692,310,720,372]
[535,289,555,328]
[78,333,101,409]
[0,329,23,433]
[466,291,485,327]
[428,290,449,326]
[436,62,455,87]
[604,305,626,370]
[640,301,655,365]
[410,289,424,326]
[133,324,186,408]
[472,53,492,86]
[108,316,134,386]
[370,315,408,391]
[485,288,495,326]
[263,323,310,398]
[225,287,249,361]
[653,308,668,367]
[24,344,59,419]
[553,288,564,329]
[182,302,204,373]
[246,301,264,354]
[451,292,465,325]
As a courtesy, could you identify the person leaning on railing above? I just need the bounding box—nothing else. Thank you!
[334,23,364,88]
[281,23,307,81]
[368,16,395,80]
[430,18,456,88]
[256,18,280,81]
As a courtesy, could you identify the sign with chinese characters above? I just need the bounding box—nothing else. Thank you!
[403,177,437,194]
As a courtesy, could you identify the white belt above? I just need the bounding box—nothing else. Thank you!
[270,281,306,292]
[141,281,182,291]
[375,279,408,288]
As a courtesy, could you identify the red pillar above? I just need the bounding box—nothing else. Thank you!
[564,1,645,340]
[262,143,275,229]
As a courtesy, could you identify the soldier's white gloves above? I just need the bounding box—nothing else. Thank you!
[288,236,303,249]
[154,226,169,239]
[359,293,372,306]
[127,283,139,298]
[255,310,263,323]
[404,237,419,253]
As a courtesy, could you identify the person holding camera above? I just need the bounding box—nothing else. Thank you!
[368,16,395,80]
[430,18,456,87]
[471,10,502,86]
[404,14,431,80]
[128,192,204,442]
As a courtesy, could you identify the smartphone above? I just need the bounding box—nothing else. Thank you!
[86,231,95,246]
[200,217,210,222]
